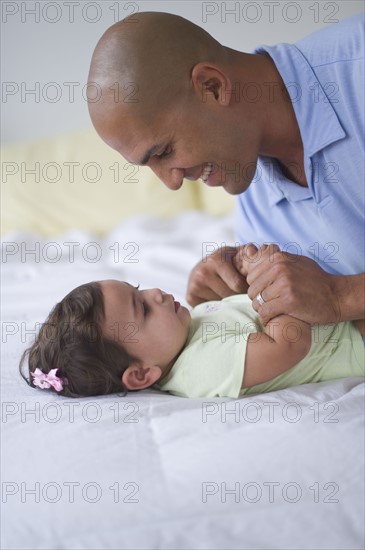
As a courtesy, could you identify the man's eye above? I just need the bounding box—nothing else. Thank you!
[157,146,172,159]
[142,302,148,315]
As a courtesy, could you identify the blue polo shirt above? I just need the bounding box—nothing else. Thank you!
[234,13,365,276]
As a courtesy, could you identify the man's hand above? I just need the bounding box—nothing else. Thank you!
[186,246,248,307]
[238,243,342,325]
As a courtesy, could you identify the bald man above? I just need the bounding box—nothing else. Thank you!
[87,11,365,334]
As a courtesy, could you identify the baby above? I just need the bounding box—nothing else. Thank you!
[20,278,364,398]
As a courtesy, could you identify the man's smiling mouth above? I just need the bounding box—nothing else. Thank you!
[201,162,214,182]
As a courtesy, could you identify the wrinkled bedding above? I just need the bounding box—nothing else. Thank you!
[1,212,364,550]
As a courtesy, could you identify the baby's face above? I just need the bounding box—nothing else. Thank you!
[100,280,191,373]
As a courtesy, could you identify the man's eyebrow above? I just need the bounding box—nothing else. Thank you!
[139,143,164,165]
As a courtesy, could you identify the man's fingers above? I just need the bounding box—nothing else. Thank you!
[186,271,230,305]
[186,286,224,307]
[186,246,249,307]
[216,261,248,294]
[246,249,284,287]
[186,279,242,307]
[201,248,248,294]
[187,270,247,307]
[245,251,343,326]
[255,297,285,325]
[247,273,278,302]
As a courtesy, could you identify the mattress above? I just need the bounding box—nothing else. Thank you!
[1,211,364,549]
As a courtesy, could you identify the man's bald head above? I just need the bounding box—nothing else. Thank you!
[87,12,225,139]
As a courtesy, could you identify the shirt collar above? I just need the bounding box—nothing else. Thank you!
[254,42,346,157]
[260,157,313,206]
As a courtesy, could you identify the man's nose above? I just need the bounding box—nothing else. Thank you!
[150,165,184,190]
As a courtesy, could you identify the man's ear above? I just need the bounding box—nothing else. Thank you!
[191,62,231,106]
[122,363,162,390]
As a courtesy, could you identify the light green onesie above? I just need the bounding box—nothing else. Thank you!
[156,295,364,398]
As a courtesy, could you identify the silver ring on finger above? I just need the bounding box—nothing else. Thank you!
[256,291,265,306]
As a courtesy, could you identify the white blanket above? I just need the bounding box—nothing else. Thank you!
[1,212,364,549]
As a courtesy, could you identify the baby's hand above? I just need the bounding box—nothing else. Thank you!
[234,243,281,276]
[233,243,260,276]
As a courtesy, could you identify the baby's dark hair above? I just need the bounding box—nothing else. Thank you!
[19,282,131,397]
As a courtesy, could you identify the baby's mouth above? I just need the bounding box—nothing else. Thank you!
[174,300,180,312]
[201,163,214,182]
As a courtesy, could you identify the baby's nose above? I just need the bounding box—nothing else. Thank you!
[159,290,173,305]
[152,288,165,302]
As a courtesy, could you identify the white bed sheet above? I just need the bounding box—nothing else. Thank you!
[1,211,364,550]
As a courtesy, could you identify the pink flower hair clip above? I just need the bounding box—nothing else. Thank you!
[31,368,67,392]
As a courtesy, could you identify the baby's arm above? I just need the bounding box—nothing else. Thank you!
[233,243,312,388]
[353,319,365,337]
[241,315,311,388]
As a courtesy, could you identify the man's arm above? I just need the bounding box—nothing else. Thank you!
[242,315,311,388]
[335,276,365,333]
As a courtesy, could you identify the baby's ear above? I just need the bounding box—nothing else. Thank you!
[122,364,162,390]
